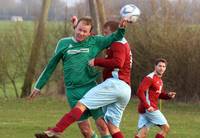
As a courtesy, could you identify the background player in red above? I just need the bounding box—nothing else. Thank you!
[135,58,176,138]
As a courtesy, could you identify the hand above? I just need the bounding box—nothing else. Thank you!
[119,18,128,28]
[29,89,40,100]
[147,106,154,112]
[168,92,176,99]
[88,59,95,67]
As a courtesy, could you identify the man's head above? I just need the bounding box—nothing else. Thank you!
[154,58,168,76]
[103,21,119,35]
[74,16,93,42]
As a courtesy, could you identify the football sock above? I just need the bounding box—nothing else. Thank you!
[155,133,164,138]
[52,107,83,132]
[101,135,112,138]
[135,135,140,138]
[92,132,98,138]
[112,131,124,138]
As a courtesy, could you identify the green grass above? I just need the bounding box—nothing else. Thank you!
[0,97,199,138]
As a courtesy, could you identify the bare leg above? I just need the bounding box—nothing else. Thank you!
[135,126,149,138]
[78,120,95,138]
[156,124,170,138]
[96,118,110,137]
[107,121,124,138]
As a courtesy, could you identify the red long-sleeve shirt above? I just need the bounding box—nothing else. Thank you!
[94,38,132,85]
[137,72,171,113]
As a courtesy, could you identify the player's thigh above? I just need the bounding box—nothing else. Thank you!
[80,79,119,109]
[90,107,104,121]
[103,103,123,128]
[66,82,97,121]
[137,114,152,129]
[66,82,97,107]
[146,110,168,126]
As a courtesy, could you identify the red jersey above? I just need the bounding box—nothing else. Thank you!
[94,38,132,85]
[137,72,171,113]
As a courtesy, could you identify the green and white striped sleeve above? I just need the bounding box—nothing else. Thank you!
[34,41,63,91]
[95,28,125,50]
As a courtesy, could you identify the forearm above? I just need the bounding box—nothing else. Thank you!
[94,58,123,68]
[159,92,171,100]
[34,53,61,90]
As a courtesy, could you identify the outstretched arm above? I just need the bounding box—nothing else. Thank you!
[94,18,128,50]
[29,42,63,99]
[159,89,176,100]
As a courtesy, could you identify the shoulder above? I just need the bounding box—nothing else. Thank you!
[115,37,127,44]
[147,72,155,79]
[112,38,130,49]
[55,37,73,53]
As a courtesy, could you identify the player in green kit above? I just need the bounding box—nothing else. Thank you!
[29,16,127,138]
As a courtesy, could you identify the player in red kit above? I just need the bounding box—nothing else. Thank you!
[85,21,132,138]
[135,58,176,138]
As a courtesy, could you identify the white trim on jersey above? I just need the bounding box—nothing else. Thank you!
[146,89,150,105]
[116,37,127,44]
[112,68,120,79]
[145,72,155,106]
[54,37,73,53]
[34,66,48,90]
[147,72,155,79]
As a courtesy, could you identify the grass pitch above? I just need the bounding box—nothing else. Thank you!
[0,96,199,138]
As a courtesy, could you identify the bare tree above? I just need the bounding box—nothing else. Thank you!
[96,0,106,33]
[21,0,51,98]
[88,0,100,34]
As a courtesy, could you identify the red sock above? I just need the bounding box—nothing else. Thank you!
[135,135,139,138]
[155,133,164,138]
[51,107,83,132]
[112,131,124,138]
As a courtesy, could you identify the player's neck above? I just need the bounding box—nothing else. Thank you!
[154,71,162,78]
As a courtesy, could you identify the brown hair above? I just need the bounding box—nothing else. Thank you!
[154,58,168,66]
[75,16,93,32]
[103,21,119,32]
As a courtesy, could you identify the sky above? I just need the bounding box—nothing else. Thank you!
[14,0,81,7]
[61,0,81,7]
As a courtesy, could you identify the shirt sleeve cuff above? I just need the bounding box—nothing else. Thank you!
[34,87,41,92]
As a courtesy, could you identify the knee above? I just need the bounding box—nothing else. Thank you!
[163,124,170,133]
[96,118,110,135]
[138,127,149,138]
[79,127,92,138]
[140,131,148,138]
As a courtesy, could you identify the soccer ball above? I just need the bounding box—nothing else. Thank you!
[120,4,141,23]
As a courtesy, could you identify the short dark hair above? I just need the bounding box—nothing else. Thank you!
[75,16,93,32]
[103,21,119,32]
[154,58,168,66]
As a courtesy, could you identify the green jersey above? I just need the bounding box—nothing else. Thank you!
[34,28,125,90]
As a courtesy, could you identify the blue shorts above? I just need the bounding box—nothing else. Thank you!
[137,110,168,129]
[80,78,131,127]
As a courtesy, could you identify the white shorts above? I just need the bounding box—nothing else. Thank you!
[80,78,131,127]
[137,110,168,129]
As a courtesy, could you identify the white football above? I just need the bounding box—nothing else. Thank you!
[120,4,141,23]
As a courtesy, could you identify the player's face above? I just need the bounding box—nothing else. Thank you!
[103,26,112,36]
[155,62,166,76]
[74,21,91,42]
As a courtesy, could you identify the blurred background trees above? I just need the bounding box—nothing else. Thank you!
[0,0,199,102]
